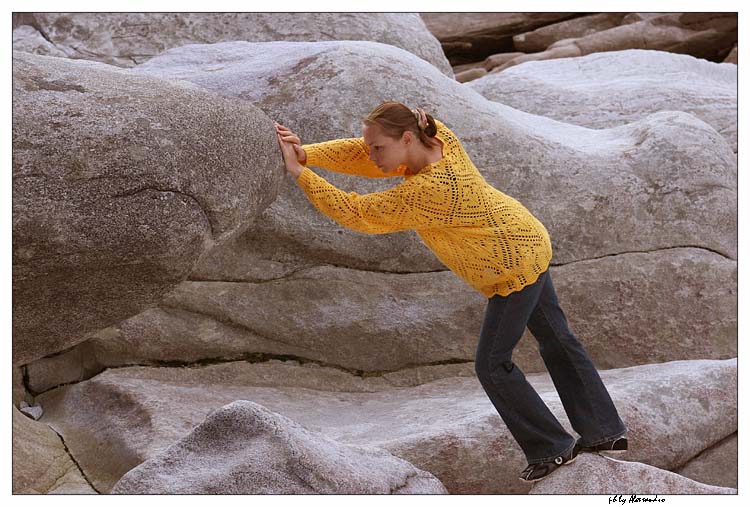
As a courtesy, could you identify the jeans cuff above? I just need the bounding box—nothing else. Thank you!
[526,439,578,465]
[579,428,628,447]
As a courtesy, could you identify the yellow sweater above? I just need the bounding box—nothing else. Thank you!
[296,119,552,297]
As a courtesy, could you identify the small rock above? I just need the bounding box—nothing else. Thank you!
[19,401,43,421]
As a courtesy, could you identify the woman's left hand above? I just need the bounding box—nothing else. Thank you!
[276,129,304,178]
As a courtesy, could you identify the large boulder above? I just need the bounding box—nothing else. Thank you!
[12,12,452,76]
[35,358,737,494]
[24,247,736,394]
[111,400,447,494]
[13,407,96,494]
[530,453,736,494]
[12,51,282,365]
[126,41,736,379]
[132,41,736,271]
[469,49,738,152]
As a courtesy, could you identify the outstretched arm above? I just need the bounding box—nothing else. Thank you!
[274,122,407,178]
[295,168,431,234]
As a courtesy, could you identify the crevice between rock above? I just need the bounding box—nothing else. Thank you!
[549,244,734,266]
[186,245,734,284]
[48,424,101,494]
[33,353,474,397]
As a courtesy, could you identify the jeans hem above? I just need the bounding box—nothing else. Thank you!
[579,428,628,447]
[526,439,577,465]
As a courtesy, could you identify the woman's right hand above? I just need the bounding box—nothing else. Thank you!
[274,122,307,165]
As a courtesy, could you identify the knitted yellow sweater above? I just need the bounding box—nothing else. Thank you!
[296,119,552,297]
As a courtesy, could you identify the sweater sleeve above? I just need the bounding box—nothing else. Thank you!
[301,137,408,178]
[295,167,435,234]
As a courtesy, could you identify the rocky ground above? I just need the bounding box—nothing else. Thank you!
[12,13,737,494]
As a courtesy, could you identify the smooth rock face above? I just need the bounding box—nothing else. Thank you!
[111,400,447,494]
[530,453,736,494]
[675,433,737,489]
[25,247,736,395]
[133,41,737,275]
[469,49,738,152]
[12,13,452,76]
[36,358,737,494]
[12,407,96,494]
[12,51,282,365]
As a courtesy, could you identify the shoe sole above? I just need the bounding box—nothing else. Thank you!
[520,454,579,483]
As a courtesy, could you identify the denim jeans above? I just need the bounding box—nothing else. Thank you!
[474,269,627,464]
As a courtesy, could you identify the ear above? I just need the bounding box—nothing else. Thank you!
[401,130,413,145]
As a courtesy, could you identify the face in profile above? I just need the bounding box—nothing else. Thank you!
[362,123,410,174]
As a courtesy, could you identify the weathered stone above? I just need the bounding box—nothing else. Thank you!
[12,406,97,494]
[455,66,487,83]
[496,12,737,71]
[111,400,447,494]
[530,453,736,494]
[482,51,525,70]
[36,358,736,494]
[470,49,737,152]
[132,41,736,279]
[12,51,282,366]
[513,13,629,52]
[13,366,29,406]
[491,43,583,72]
[12,25,67,58]
[19,401,43,420]
[12,13,452,76]
[674,433,737,489]
[25,250,736,396]
[723,44,737,63]
[421,13,581,64]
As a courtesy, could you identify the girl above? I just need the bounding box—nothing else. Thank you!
[275,101,627,483]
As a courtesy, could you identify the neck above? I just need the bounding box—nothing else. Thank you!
[406,144,435,173]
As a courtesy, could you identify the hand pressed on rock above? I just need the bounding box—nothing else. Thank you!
[276,130,304,179]
[274,121,307,165]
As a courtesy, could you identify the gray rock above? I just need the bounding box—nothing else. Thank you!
[12,51,282,365]
[132,40,736,277]
[469,49,738,152]
[674,433,737,489]
[530,453,736,494]
[111,400,447,494]
[12,406,96,494]
[12,25,67,58]
[19,401,43,421]
[25,248,736,395]
[36,358,737,494]
[12,13,452,76]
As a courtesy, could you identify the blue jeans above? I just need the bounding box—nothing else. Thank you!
[474,269,627,464]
